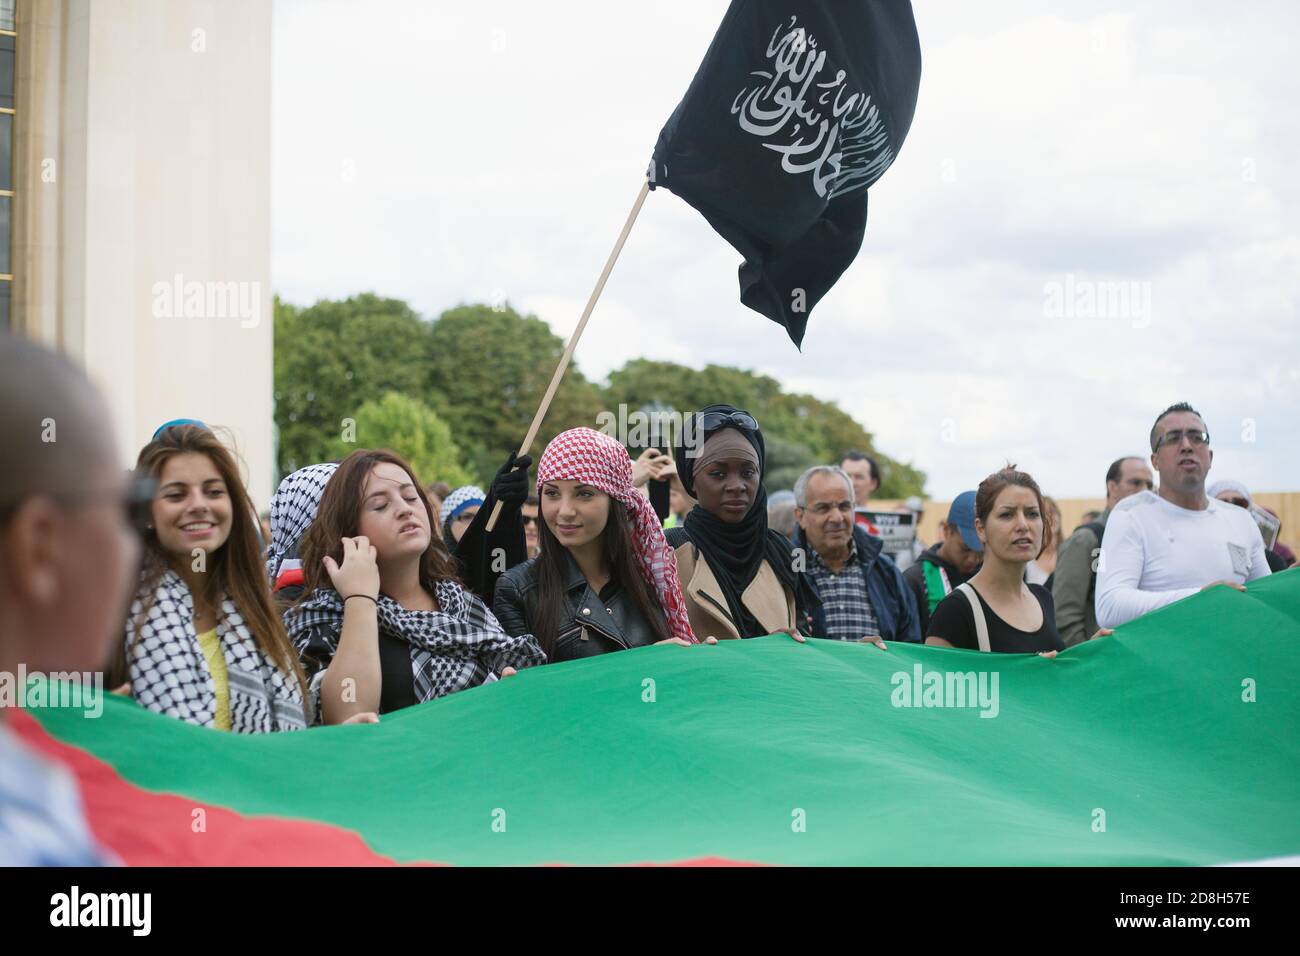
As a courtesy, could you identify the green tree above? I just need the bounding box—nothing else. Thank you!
[273,293,433,475]
[274,293,924,497]
[603,358,926,496]
[324,392,473,488]
[423,303,607,477]
[763,433,820,492]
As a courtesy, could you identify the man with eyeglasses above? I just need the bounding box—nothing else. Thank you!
[792,465,920,644]
[1052,456,1154,646]
[1,333,140,865]
[1095,402,1270,630]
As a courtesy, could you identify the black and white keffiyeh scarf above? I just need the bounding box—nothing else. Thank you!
[265,462,339,583]
[126,569,307,732]
[285,578,545,711]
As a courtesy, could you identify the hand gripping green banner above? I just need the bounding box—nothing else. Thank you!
[23,569,1300,865]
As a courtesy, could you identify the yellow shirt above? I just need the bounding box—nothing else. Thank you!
[196,629,232,731]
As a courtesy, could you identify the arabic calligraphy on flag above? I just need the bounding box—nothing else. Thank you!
[652,1,921,348]
[732,16,896,200]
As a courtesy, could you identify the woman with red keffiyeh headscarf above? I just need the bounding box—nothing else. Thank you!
[493,428,708,663]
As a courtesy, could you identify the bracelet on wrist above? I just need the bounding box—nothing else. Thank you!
[343,593,377,605]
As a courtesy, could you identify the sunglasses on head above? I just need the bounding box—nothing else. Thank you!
[698,410,758,432]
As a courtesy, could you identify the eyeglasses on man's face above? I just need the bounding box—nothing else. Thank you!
[1154,429,1210,451]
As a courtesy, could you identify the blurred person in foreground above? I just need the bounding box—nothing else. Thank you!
[0,334,139,865]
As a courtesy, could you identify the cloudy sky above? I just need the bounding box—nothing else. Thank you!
[272,0,1299,500]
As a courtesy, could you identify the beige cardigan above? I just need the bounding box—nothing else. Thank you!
[672,540,798,640]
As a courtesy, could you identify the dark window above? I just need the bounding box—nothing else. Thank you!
[0,35,12,111]
[0,35,11,111]
[0,112,10,191]
[0,195,9,274]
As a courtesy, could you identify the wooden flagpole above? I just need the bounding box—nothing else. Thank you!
[484,177,652,532]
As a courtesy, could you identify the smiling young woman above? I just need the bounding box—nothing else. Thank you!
[493,427,698,663]
[115,424,310,732]
[286,449,544,723]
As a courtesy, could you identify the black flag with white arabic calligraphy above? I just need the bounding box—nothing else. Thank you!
[650,0,920,348]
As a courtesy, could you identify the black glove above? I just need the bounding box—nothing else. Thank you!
[490,452,533,506]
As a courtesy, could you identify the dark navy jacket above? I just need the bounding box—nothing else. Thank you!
[794,523,921,643]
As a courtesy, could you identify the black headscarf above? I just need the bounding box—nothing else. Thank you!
[674,404,807,637]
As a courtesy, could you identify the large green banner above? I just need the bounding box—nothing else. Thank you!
[21,570,1300,865]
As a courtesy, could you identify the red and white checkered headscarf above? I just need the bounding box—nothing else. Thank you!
[536,428,696,643]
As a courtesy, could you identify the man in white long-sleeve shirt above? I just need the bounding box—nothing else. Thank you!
[1095,402,1271,629]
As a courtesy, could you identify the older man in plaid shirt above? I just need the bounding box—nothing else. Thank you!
[791,466,920,644]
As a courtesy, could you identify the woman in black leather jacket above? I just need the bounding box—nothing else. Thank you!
[493,427,702,663]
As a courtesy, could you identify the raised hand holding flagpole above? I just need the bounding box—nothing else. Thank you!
[486,1,920,531]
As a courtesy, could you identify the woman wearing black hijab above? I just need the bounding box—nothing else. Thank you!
[665,405,816,640]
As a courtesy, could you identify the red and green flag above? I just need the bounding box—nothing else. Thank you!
[16,570,1300,866]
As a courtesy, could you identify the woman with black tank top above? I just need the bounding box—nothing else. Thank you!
[926,466,1108,654]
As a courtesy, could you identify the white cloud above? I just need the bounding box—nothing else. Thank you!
[273,0,1300,499]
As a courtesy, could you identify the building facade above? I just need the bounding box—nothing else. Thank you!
[9,0,275,507]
